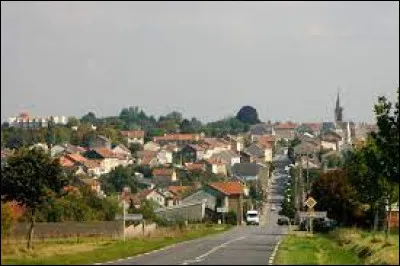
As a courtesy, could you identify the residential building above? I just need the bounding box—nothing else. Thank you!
[120,130,145,145]
[152,168,178,187]
[153,133,203,146]
[143,141,161,152]
[180,144,206,163]
[204,158,228,176]
[7,112,68,129]
[89,135,112,150]
[231,163,269,183]
[157,148,173,165]
[274,122,297,140]
[249,123,275,141]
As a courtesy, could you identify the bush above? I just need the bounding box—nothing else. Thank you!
[225,211,237,225]
[1,202,15,236]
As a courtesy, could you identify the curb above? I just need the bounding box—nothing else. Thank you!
[268,239,282,265]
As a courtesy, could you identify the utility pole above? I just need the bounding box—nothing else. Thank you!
[306,151,310,196]
[122,199,126,242]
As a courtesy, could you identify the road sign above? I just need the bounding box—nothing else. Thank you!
[217,207,228,213]
[297,211,327,219]
[115,214,143,221]
[304,197,317,209]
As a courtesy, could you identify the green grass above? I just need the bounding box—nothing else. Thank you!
[275,234,362,265]
[1,224,232,265]
[275,228,399,265]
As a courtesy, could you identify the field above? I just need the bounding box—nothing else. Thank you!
[275,228,399,265]
[1,224,231,265]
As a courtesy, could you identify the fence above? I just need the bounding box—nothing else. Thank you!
[154,200,206,222]
[6,221,123,240]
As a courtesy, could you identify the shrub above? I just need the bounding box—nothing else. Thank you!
[225,211,237,225]
[1,202,15,236]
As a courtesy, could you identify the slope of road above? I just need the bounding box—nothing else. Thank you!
[104,154,291,265]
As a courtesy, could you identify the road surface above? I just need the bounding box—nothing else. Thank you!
[105,153,291,265]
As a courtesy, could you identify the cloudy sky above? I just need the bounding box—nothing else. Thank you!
[1,1,398,123]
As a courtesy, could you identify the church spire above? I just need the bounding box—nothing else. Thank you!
[334,87,343,123]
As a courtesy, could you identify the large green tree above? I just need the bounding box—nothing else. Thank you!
[1,148,70,248]
[100,166,139,194]
[236,106,261,125]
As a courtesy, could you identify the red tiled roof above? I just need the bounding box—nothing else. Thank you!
[206,158,227,165]
[168,186,192,196]
[302,123,322,132]
[154,134,200,142]
[66,153,87,163]
[120,130,145,138]
[153,168,174,177]
[209,181,244,196]
[257,135,276,143]
[185,163,206,171]
[59,156,75,167]
[83,159,102,169]
[92,148,116,158]
[275,122,298,129]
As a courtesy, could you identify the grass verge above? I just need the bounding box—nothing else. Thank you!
[275,228,399,265]
[1,224,232,265]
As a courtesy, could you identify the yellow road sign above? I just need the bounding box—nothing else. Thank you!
[304,197,317,209]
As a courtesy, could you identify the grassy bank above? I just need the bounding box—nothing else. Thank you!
[275,228,399,265]
[1,224,232,265]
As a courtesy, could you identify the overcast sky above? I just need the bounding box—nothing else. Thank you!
[1,1,399,123]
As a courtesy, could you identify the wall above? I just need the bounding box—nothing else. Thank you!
[8,221,123,239]
[154,200,206,222]
[124,222,157,238]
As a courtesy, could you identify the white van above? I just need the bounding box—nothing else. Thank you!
[246,210,260,225]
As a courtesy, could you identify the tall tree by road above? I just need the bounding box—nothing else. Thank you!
[1,148,70,248]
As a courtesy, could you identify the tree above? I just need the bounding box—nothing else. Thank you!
[67,116,80,127]
[370,90,399,238]
[1,148,70,248]
[100,166,139,194]
[311,169,359,226]
[236,106,260,125]
[81,112,97,125]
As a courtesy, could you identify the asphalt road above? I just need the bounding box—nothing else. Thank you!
[105,153,291,265]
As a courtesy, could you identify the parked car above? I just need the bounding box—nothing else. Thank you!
[277,217,289,225]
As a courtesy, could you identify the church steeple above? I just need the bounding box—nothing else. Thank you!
[334,88,343,123]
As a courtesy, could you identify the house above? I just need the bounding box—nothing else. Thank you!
[296,123,322,136]
[84,147,122,173]
[249,123,275,141]
[29,143,49,152]
[231,163,269,182]
[164,186,193,206]
[204,158,228,176]
[120,130,145,145]
[256,135,276,148]
[129,189,167,208]
[180,144,206,163]
[152,168,179,187]
[210,150,241,167]
[320,131,343,151]
[143,141,161,152]
[89,135,111,150]
[157,148,173,165]
[243,143,265,163]
[51,144,67,157]
[82,159,103,177]
[224,134,244,153]
[274,122,297,140]
[256,142,273,163]
[184,162,207,172]
[293,141,321,157]
[153,133,203,146]
[204,181,246,224]
[136,150,158,167]
[72,176,104,197]
[111,143,131,158]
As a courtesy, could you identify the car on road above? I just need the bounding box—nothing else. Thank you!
[277,217,289,225]
[270,205,276,211]
[246,210,260,225]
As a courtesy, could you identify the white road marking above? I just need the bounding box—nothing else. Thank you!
[180,236,246,265]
